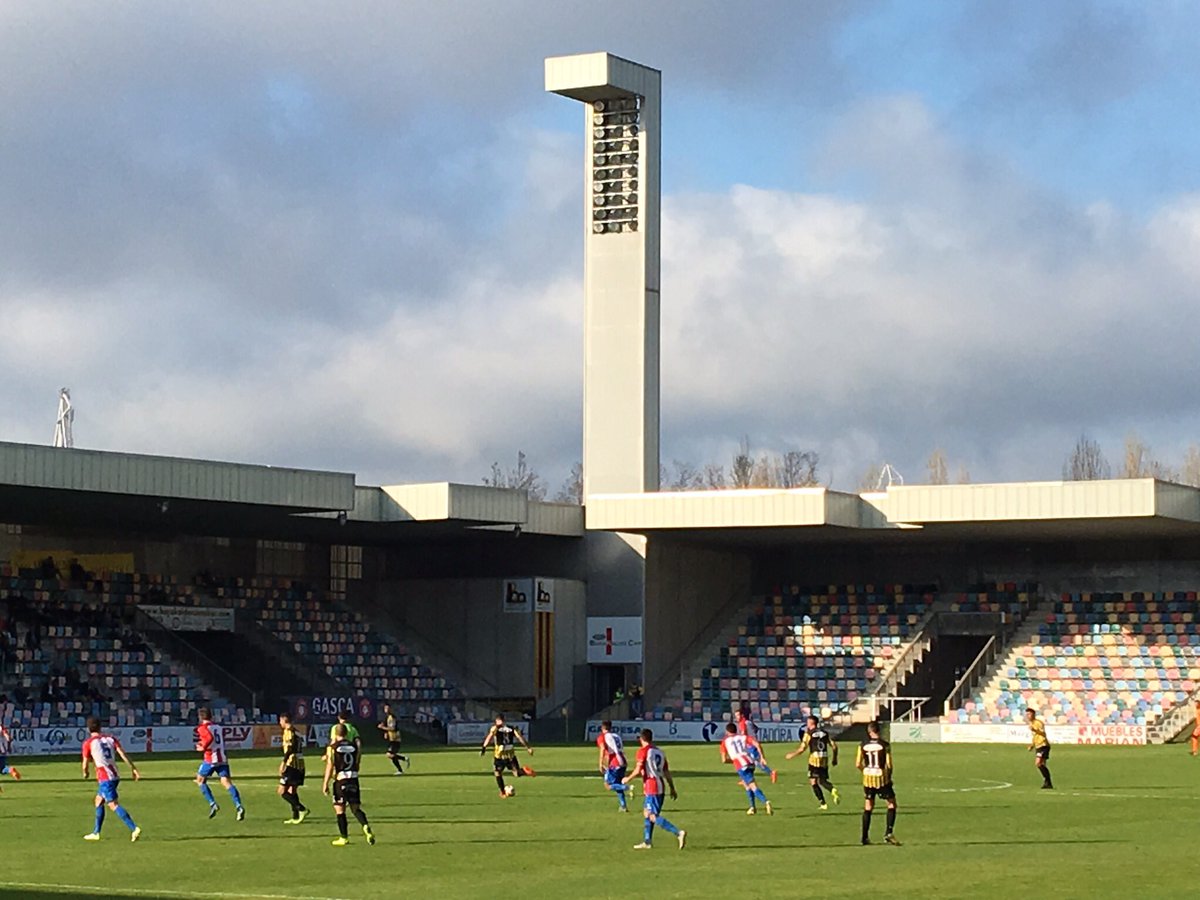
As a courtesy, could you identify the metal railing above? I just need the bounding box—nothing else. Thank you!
[862,696,932,723]
[942,634,998,717]
[134,609,258,710]
[645,585,753,710]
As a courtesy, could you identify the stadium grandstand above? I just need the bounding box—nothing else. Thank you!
[3,52,1199,755]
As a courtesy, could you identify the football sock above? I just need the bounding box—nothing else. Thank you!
[94,805,106,833]
[495,775,506,792]
[861,810,872,843]
[643,819,654,843]
[758,762,774,776]
[656,816,680,836]
[745,789,756,809]
[336,812,349,838]
[812,784,825,803]
[1193,735,1199,754]
[352,807,369,826]
[114,805,136,831]
[1041,766,1052,787]
[617,789,627,810]
[885,807,896,834]
[199,782,216,806]
[753,788,767,804]
[283,793,301,816]
[227,784,243,808]
[390,757,404,773]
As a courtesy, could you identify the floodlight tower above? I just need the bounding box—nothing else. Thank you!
[546,53,661,495]
[52,387,74,448]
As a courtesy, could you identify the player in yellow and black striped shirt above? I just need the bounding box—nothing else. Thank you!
[278,713,308,824]
[376,704,410,775]
[1025,707,1053,789]
[786,714,840,809]
[855,721,899,846]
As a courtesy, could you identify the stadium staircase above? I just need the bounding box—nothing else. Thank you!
[342,591,497,721]
[856,584,1042,723]
[948,590,1200,728]
[649,584,944,724]
[0,569,255,728]
[644,591,760,721]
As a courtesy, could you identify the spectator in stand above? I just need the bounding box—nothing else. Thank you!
[630,686,644,719]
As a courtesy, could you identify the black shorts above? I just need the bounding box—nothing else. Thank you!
[494,755,519,775]
[387,741,403,756]
[1035,746,1051,762]
[808,764,829,781]
[332,778,361,806]
[279,766,305,787]
[863,783,896,802]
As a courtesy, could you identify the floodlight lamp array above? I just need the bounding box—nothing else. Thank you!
[590,95,641,234]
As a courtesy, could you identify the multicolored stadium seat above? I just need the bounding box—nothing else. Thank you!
[947,590,1200,726]
[658,584,935,722]
[0,570,244,728]
[172,576,465,724]
[0,567,465,727]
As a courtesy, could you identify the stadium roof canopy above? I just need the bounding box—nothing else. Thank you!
[0,441,582,544]
[585,479,1200,546]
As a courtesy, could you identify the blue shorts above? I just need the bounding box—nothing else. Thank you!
[198,762,231,780]
[604,766,627,787]
[643,792,665,815]
[97,780,120,803]
[748,746,763,763]
[737,766,756,785]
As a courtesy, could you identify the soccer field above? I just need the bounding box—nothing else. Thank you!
[0,741,1188,899]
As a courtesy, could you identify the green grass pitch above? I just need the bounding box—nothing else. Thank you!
[0,740,1190,899]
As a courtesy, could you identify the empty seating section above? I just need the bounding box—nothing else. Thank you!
[195,578,465,722]
[946,583,1035,619]
[0,568,243,728]
[663,585,935,722]
[949,590,1200,726]
[1,566,465,726]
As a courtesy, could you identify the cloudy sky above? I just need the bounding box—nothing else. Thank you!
[3,1,1199,494]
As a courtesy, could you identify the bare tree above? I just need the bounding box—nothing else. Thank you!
[926,449,949,485]
[730,437,754,489]
[1063,434,1111,481]
[1181,444,1200,488]
[954,464,971,484]
[484,451,547,501]
[1120,433,1177,480]
[777,450,820,487]
[661,460,703,491]
[554,461,583,504]
[702,463,727,489]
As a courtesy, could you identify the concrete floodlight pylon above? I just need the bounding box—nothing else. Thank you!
[546,52,661,497]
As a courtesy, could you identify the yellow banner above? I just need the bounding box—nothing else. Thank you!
[8,550,136,574]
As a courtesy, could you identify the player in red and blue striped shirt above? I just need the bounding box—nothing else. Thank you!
[623,729,686,850]
[722,723,773,815]
[596,721,631,811]
[81,718,141,842]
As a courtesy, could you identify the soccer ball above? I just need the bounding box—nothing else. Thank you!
[504,785,516,797]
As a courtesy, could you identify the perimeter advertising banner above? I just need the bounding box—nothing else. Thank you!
[5,723,315,757]
[288,695,375,723]
[447,721,531,745]
[583,719,811,743]
[939,722,1146,745]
